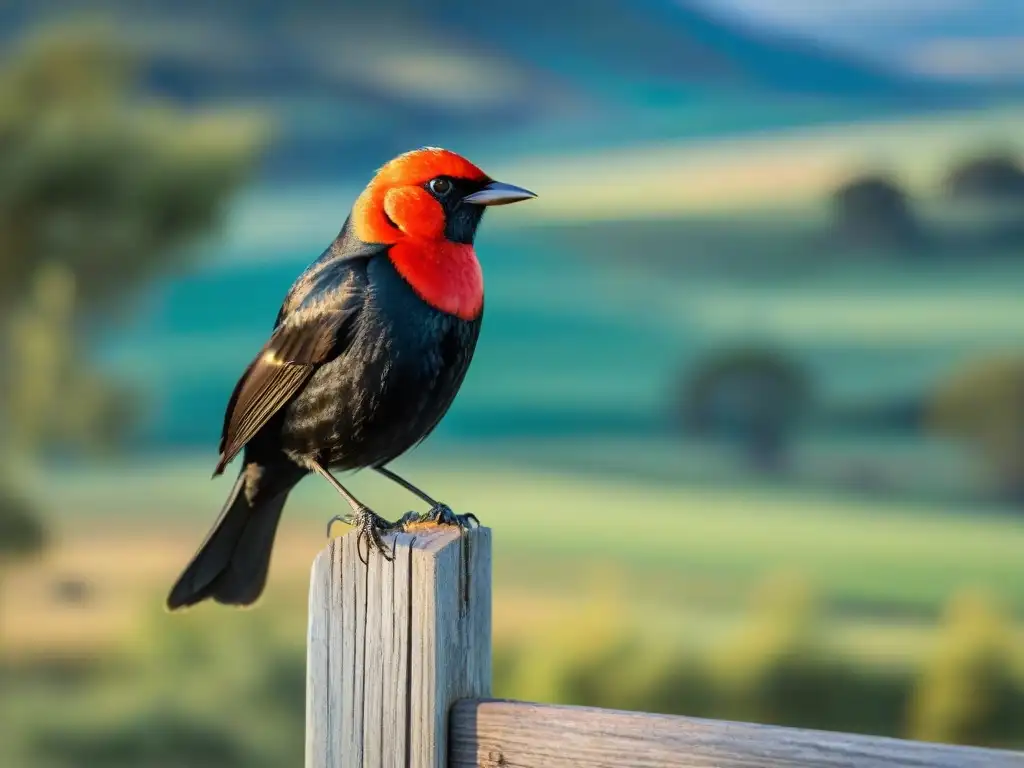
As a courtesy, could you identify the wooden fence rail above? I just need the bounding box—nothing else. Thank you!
[306,527,1024,768]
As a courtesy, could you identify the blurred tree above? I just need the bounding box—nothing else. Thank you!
[930,352,1024,504]
[0,24,268,557]
[678,345,812,472]
[831,173,923,250]
[6,260,140,456]
[945,151,1024,203]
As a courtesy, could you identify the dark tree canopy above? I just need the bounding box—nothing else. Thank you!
[0,25,267,453]
[677,345,813,472]
[945,151,1024,202]
[0,24,269,311]
[831,173,922,249]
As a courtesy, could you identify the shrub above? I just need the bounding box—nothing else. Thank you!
[0,482,47,562]
[32,709,255,768]
[930,352,1024,504]
[908,589,1024,746]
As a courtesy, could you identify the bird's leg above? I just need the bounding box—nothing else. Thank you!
[373,466,480,531]
[313,461,397,563]
[373,466,441,505]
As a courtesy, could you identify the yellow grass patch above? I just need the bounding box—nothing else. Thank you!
[1,524,325,657]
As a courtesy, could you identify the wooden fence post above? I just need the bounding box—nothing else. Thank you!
[306,526,492,768]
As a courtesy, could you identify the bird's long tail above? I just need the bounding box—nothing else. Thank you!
[166,464,302,611]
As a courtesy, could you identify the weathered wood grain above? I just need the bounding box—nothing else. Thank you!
[305,526,492,768]
[450,699,1024,768]
[305,528,332,768]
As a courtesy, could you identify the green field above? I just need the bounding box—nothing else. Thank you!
[27,452,1024,617]
[5,454,1024,768]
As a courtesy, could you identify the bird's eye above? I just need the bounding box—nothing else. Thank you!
[428,178,452,196]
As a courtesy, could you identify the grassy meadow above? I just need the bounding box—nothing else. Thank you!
[14,453,1024,617]
[5,453,1024,765]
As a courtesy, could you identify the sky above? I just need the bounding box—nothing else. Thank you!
[697,0,1024,80]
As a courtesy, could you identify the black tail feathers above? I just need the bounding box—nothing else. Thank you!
[166,465,300,611]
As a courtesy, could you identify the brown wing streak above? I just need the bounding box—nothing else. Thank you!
[214,307,354,475]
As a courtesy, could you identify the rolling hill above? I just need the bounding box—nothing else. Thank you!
[0,0,975,182]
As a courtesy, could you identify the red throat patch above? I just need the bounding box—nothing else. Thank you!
[350,148,488,321]
[387,239,483,322]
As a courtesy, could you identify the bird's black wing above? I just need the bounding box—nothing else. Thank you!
[214,261,368,475]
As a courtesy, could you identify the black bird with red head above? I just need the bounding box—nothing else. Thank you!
[166,147,535,610]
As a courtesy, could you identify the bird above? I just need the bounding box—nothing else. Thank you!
[165,147,535,611]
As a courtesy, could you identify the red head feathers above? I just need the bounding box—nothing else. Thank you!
[350,147,535,322]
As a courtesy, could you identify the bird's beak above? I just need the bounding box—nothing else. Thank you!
[462,180,537,206]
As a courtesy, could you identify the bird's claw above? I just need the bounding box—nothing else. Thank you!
[434,503,480,530]
[326,507,397,564]
[355,506,399,564]
[325,514,347,538]
[400,503,479,531]
[394,510,423,528]
[326,504,477,563]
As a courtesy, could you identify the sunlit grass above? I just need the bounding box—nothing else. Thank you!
[6,453,1024,762]
[21,454,1024,618]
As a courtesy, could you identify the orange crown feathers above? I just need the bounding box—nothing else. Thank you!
[373,147,487,188]
[352,148,488,244]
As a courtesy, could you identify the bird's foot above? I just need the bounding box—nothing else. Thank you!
[394,510,424,528]
[400,503,479,532]
[326,506,398,564]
